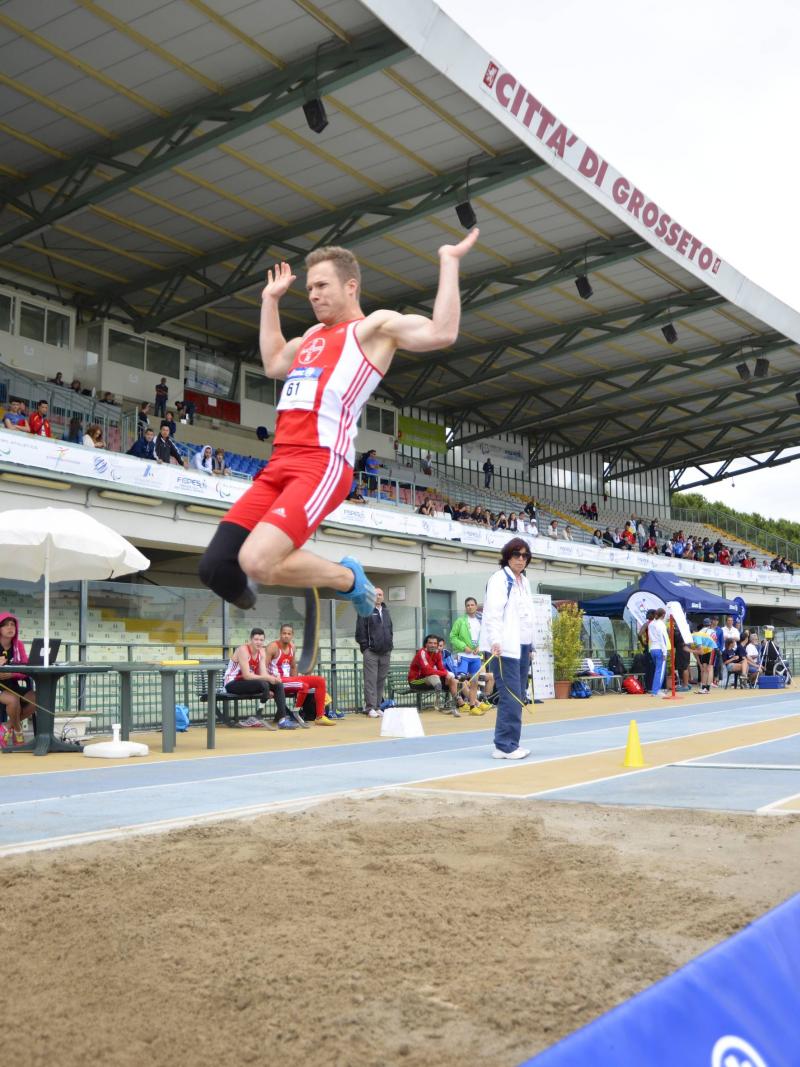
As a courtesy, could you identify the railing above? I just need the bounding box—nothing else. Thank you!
[671,506,800,564]
[0,363,121,446]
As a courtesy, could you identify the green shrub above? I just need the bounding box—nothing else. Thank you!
[551,603,584,681]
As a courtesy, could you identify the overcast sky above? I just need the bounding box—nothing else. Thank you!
[438,0,800,523]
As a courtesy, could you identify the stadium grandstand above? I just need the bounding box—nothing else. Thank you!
[2,4,800,1063]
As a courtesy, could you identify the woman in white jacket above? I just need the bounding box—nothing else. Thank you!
[479,537,535,760]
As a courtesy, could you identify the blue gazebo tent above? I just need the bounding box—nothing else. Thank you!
[580,571,740,618]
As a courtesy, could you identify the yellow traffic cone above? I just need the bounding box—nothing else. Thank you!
[623,719,645,768]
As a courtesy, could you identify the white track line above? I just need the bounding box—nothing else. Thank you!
[0,784,387,857]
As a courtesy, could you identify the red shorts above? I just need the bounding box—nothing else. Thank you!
[223,445,352,548]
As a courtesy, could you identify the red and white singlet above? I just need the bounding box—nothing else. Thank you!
[275,318,382,467]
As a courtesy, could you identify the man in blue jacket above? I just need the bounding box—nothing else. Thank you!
[127,428,157,460]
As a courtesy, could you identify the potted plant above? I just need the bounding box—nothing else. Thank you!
[551,603,585,698]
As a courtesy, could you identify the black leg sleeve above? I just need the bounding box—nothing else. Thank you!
[199,522,250,603]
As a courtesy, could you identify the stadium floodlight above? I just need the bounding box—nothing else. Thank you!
[574,274,593,300]
[754,357,770,378]
[736,363,751,381]
[661,323,678,344]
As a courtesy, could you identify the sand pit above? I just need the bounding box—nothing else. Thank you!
[3,793,799,1067]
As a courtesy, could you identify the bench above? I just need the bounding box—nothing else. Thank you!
[196,676,315,726]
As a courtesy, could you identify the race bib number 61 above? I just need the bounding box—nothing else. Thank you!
[277,366,323,411]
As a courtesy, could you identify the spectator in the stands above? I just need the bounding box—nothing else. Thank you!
[100,391,116,405]
[452,501,469,521]
[643,532,658,554]
[590,529,604,546]
[717,544,731,566]
[154,377,168,418]
[602,527,614,547]
[524,499,537,522]
[579,501,590,517]
[49,371,64,386]
[83,423,105,448]
[193,445,214,473]
[621,522,636,549]
[421,452,433,477]
[613,528,630,550]
[363,449,382,494]
[137,402,150,437]
[483,457,494,488]
[488,511,498,528]
[175,396,196,425]
[212,447,231,477]
[494,512,508,531]
[507,512,519,532]
[562,524,573,541]
[636,519,647,551]
[347,481,365,503]
[127,427,156,460]
[2,398,29,432]
[589,502,598,521]
[547,520,558,539]
[741,552,756,569]
[474,506,489,526]
[418,496,436,517]
[161,410,177,437]
[28,400,52,438]
[63,416,83,444]
[154,423,185,466]
[69,378,82,394]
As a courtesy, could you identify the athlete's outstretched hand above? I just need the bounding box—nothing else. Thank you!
[262,261,296,301]
[438,227,479,260]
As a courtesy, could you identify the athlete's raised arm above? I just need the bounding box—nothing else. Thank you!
[370,228,479,353]
[259,262,303,378]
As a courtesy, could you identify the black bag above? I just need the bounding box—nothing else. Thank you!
[608,652,627,676]
[631,652,649,676]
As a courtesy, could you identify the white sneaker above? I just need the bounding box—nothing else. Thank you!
[492,747,531,760]
[367,708,381,718]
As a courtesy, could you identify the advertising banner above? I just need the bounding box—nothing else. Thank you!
[0,431,249,507]
[397,414,447,454]
[461,435,527,473]
[530,594,555,700]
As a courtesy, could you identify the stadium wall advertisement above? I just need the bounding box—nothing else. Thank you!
[1,433,799,590]
[396,414,447,453]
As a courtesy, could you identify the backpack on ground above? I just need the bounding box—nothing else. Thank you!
[570,680,592,699]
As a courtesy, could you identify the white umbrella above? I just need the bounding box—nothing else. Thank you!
[0,507,150,664]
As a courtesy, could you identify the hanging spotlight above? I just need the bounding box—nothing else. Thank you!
[736,363,751,381]
[575,274,593,300]
[302,97,328,134]
[661,323,678,344]
[455,200,477,229]
[754,357,770,378]
[454,155,478,230]
[303,44,329,134]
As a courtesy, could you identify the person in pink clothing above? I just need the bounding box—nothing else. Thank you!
[0,612,34,747]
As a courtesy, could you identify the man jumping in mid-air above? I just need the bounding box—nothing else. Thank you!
[199,228,479,616]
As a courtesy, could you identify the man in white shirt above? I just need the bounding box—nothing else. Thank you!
[721,615,740,644]
[647,607,670,695]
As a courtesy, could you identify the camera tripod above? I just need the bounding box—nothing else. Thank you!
[758,638,792,685]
